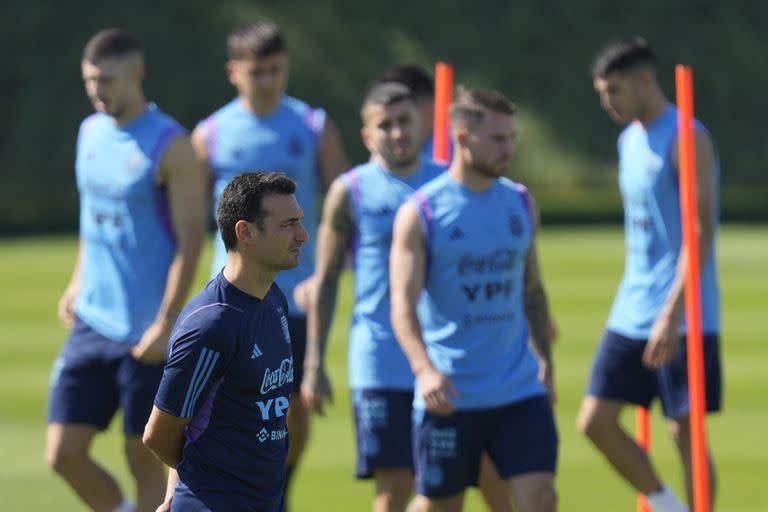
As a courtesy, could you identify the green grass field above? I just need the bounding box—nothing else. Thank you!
[1,226,766,511]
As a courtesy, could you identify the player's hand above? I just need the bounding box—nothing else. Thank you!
[547,318,559,343]
[293,275,317,314]
[155,499,172,512]
[131,319,174,363]
[538,359,556,404]
[643,311,681,369]
[301,365,334,416]
[417,367,457,416]
[57,283,79,328]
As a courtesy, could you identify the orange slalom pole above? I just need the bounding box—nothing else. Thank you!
[433,62,453,164]
[636,407,652,512]
[675,64,711,512]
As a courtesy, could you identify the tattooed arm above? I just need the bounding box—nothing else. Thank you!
[523,197,556,400]
[301,177,353,415]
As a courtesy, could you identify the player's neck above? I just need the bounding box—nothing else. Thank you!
[241,95,281,117]
[637,88,670,127]
[373,154,421,177]
[448,163,495,193]
[113,97,148,127]
[222,255,276,300]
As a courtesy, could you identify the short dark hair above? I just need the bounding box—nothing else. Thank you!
[217,172,297,251]
[591,37,656,78]
[227,20,287,60]
[82,28,143,62]
[375,64,434,100]
[449,86,516,129]
[360,82,416,120]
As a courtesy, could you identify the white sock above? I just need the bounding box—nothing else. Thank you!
[647,485,689,512]
[112,499,136,512]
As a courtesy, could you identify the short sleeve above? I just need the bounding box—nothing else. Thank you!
[154,307,235,418]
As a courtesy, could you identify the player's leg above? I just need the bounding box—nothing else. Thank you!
[489,396,558,512]
[118,352,167,511]
[659,334,722,508]
[412,408,484,512]
[577,330,665,494]
[477,455,512,512]
[284,316,310,509]
[46,320,128,511]
[507,472,556,512]
[46,423,125,511]
[668,417,716,508]
[374,469,415,512]
[353,390,415,511]
[578,397,663,493]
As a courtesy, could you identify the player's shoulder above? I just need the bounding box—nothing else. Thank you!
[498,177,531,198]
[415,171,451,199]
[343,161,377,180]
[618,120,644,147]
[281,95,326,133]
[77,112,109,137]
[175,281,246,335]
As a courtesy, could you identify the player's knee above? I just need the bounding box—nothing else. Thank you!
[375,470,413,509]
[46,442,86,475]
[518,483,557,512]
[668,419,690,450]
[576,408,600,439]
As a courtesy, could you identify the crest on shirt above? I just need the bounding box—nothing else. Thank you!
[288,135,304,157]
[508,214,523,237]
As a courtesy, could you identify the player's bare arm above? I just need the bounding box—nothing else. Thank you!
[143,405,191,468]
[523,197,556,400]
[390,202,457,415]
[644,129,716,368]
[155,468,180,512]
[317,117,349,191]
[131,136,207,363]
[57,239,84,327]
[292,117,349,312]
[302,178,353,415]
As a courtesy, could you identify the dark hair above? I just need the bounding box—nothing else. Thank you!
[360,82,416,120]
[591,37,656,78]
[375,64,434,100]
[217,172,297,251]
[82,28,143,62]
[227,20,287,60]
[449,86,516,128]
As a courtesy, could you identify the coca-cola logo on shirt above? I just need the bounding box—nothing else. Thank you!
[260,358,294,394]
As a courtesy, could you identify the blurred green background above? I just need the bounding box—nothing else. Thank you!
[1,0,767,234]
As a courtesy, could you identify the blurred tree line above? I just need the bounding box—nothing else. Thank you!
[1,0,766,234]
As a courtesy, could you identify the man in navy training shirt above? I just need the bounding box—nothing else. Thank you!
[144,172,309,512]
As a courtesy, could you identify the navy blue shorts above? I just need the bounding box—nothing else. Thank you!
[352,389,414,479]
[171,480,283,512]
[287,316,306,392]
[412,395,558,498]
[587,329,722,419]
[47,317,164,435]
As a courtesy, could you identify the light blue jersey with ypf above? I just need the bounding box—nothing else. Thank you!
[200,96,325,315]
[607,105,721,339]
[341,160,444,390]
[411,173,546,410]
[75,104,185,343]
